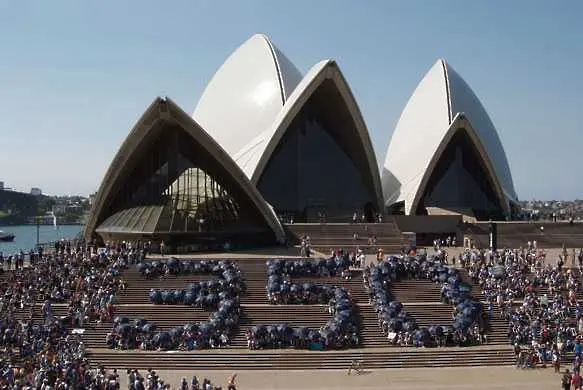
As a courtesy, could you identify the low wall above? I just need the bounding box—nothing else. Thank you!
[394,215,463,233]
[394,215,463,246]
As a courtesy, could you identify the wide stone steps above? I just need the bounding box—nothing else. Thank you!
[119,263,370,305]
[118,271,474,307]
[40,262,510,344]
[308,239,402,245]
[357,304,508,346]
[310,245,404,254]
[86,347,515,370]
[286,222,402,235]
[387,278,488,306]
[305,239,403,245]
[466,222,583,249]
[228,305,379,348]
[388,280,443,302]
[72,301,508,350]
[285,222,405,250]
[70,249,517,370]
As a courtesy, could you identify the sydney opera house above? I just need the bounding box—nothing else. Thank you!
[84,34,518,247]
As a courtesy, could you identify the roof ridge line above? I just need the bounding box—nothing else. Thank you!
[260,34,287,104]
[440,58,453,124]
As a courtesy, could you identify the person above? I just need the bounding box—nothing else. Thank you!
[227,373,237,390]
[347,359,363,375]
[191,376,199,390]
[553,350,561,373]
[564,370,573,390]
[160,240,166,257]
[573,370,583,390]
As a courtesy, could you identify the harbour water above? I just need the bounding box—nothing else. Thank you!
[0,224,83,254]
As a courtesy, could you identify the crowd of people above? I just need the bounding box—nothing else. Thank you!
[462,246,544,305]
[106,259,242,351]
[459,243,583,380]
[247,257,359,350]
[0,240,237,389]
[0,250,27,271]
[0,240,142,388]
[364,253,487,347]
[145,259,244,306]
[266,256,352,304]
[8,228,583,386]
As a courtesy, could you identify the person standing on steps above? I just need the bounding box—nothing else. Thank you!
[160,240,166,257]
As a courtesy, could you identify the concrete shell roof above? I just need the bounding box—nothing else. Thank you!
[233,59,384,210]
[193,34,302,161]
[85,97,286,243]
[382,59,517,214]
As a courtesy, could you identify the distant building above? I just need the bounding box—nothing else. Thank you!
[30,187,42,196]
[52,204,67,215]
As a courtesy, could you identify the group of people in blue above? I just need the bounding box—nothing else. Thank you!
[247,257,360,350]
[265,256,351,304]
[145,258,243,307]
[107,258,242,351]
[364,253,487,347]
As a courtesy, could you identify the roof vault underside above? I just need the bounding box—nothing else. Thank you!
[408,114,511,217]
[247,60,384,212]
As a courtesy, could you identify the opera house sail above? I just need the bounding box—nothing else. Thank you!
[249,60,383,223]
[382,59,517,220]
[193,34,303,161]
[85,35,520,250]
[194,36,383,222]
[84,98,285,248]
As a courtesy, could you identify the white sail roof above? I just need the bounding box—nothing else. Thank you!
[233,59,383,210]
[382,59,517,214]
[193,34,302,161]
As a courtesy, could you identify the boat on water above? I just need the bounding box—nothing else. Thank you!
[0,231,15,242]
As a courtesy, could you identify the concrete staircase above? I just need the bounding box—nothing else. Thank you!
[465,222,583,249]
[285,221,405,253]
[86,347,515,370]
[75,257,515,369]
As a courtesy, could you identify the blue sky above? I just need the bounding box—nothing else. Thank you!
[0,0,581,200]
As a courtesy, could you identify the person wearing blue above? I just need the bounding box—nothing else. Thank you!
[575,340,583,358]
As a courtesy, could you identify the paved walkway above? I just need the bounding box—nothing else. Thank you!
[117,366,563,389]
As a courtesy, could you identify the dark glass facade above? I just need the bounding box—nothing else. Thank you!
[97,124,272,242]
[415,128,505,220]
[257,80,377,222]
